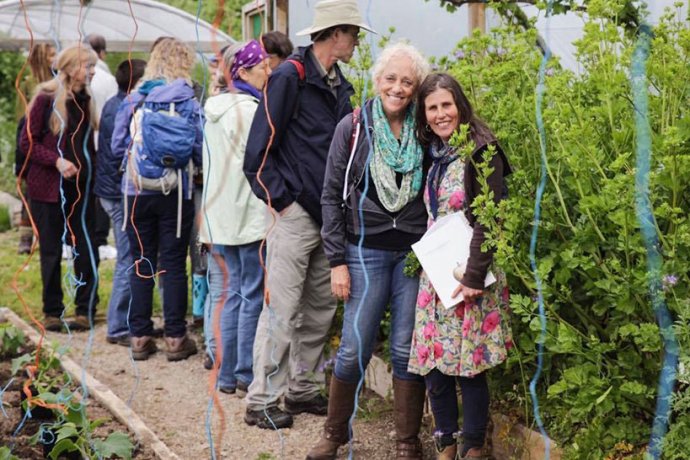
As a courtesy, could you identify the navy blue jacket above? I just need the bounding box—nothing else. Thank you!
[243,45,354,225]
[94,90,126,199]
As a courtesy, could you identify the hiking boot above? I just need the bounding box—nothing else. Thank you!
[106,334,131,347]
[285,393,328,415]
[189,315,204,330]
[164,335,198,361]
[236,380,249,398]
[305,377,358,460]
[434,433,459,460]
[393,378,426,460]
[68,315,90,331]
[203,353,214,370]
[131,336,158,360]
[219,386,236,395]
[244,406,293,430]
[43,316,63,332]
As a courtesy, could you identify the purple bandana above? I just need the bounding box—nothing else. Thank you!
[230,40,266,80]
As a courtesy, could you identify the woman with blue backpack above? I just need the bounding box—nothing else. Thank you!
[199,40,271,395]
[111,37,203,361]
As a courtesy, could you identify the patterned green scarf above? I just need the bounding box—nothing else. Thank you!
[370,96,423,213]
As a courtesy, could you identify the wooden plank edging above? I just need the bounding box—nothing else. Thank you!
[0,307,180,460]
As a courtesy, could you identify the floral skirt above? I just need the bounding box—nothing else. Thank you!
[407,270,513,377]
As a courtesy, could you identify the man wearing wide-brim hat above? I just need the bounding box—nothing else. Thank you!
[243,0,375,431]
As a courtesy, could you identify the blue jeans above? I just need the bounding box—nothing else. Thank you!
[204,253,221,358]
[208,242,265,389]
[100,197,133,338]
[125,194,193,338]
[334,244,422,383]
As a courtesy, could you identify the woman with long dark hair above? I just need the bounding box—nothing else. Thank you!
[408,73,513,459]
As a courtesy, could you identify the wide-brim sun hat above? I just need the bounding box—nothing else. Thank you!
[296,0,377,36]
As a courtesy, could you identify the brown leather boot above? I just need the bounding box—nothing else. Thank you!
[164,335,198,361]
[393,377,426,460]
[437,444,457,460]
[131,336,157,360]
[305,377,358,460]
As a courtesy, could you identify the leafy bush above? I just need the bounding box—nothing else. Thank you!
[436,3,690,458]
[0,323,25,357]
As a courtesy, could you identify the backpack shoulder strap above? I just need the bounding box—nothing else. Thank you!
[342,107,362,202]
[286,59,305,81]
[286,58,306,121]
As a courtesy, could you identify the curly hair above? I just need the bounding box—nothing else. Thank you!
[372,41,430,94]
[143,37,195,83]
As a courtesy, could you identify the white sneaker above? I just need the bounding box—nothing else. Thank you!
[99,245,117,260]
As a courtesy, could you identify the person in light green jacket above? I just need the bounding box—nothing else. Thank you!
[199,40,271,395]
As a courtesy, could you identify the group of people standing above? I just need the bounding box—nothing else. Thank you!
[16,0,512,458]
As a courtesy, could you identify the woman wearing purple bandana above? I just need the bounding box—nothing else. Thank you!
[199,40,271,396]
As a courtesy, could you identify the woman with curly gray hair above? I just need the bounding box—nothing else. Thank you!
[308,42,430,460]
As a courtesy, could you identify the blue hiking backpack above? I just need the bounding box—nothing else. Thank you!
[130,96,196,183]
[123,87,198,238]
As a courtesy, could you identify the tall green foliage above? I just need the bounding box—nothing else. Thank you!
[161,0,244,39]
[437,2,690,458]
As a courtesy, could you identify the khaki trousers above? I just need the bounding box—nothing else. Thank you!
[246,202,336,410]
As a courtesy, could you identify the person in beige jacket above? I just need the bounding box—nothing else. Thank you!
[199,41,271,395]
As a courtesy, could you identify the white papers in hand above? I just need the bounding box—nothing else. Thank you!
[411,212,496,309]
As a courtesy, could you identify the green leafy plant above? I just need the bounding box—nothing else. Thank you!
[441,2,690,458]
[342,27,396,107]
[0,323,25,357]
[31,404,134,460]
[0,446,20,460]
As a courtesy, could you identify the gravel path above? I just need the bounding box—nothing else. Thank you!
[49,320,437,460]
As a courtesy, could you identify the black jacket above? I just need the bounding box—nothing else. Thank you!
[321,101,428,267]
[94,90,126,199]
[243,45,354,224]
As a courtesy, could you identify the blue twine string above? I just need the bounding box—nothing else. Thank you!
[630,21,680,459]
[529,2,554,458]
[0,377,14,418]
[191,3,227,459]
[12,407,31,440]
[78,124,99,400]
[347,2,376,457]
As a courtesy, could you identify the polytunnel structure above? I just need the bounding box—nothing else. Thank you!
[0,0,235,52]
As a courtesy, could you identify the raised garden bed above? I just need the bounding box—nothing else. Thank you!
[0,309,160,459]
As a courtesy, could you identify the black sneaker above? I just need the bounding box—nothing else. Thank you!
[219,386,236,395]
[284,393,328,416]
[244,406,293,429]
[106,334,131,347]
[236,380,249,398]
